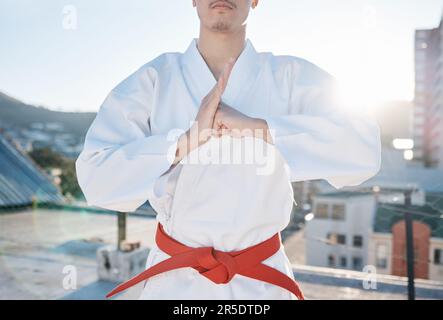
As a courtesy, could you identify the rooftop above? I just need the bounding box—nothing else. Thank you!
[0,131,64,207]
[374,203,443,238]
[315,191,374,199]
[1,206,442,300]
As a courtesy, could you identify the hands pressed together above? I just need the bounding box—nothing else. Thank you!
[173,58,273,165]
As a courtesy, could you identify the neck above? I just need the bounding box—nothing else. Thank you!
[197,25,246,80]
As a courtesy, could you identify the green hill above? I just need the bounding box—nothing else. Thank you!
[0,92,95,138]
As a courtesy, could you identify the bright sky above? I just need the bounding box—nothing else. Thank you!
[1,0,442,112]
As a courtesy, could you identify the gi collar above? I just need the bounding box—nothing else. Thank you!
[181,37,261,108]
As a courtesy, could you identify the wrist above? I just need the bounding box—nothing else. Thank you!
[173,130,190,164]
[251,118,273,144]
[173,125,207,164]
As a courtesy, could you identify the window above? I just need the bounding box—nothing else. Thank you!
[328,255,336,267]
[326,233,333,244]
[327,233,346,245]
[337,234,346,245]
[376,244,388,269]
[315,203,328,219]
[353,235,363,248]
[340,256,347,268]
[331,204,345,220]
[352,257,363,271]
[434,249,443,265]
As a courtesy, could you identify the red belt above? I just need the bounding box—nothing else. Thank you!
[106,222,305,300]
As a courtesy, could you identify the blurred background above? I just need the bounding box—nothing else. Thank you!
[1,0,443,300]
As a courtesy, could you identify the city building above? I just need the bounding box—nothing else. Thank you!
[368,202,443,280]
[414,19,443,168]
[305,186,443,281]
[306,191,377,271]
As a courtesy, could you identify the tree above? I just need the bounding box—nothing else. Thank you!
[28,146,83,198]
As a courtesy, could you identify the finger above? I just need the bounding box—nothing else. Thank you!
[206,58,235,109]
[217,57,235,94]
[204,87,222,110]
[214,128,222,137]
[222,57,235,85]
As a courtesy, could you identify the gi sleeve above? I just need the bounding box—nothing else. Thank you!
[262,59,381,189]
[75,65,181,212]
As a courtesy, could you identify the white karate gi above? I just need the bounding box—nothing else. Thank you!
[75,37,381,300]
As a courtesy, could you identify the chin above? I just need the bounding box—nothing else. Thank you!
[210,19,233,32]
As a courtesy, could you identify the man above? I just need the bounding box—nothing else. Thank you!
[75,0,381,300]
